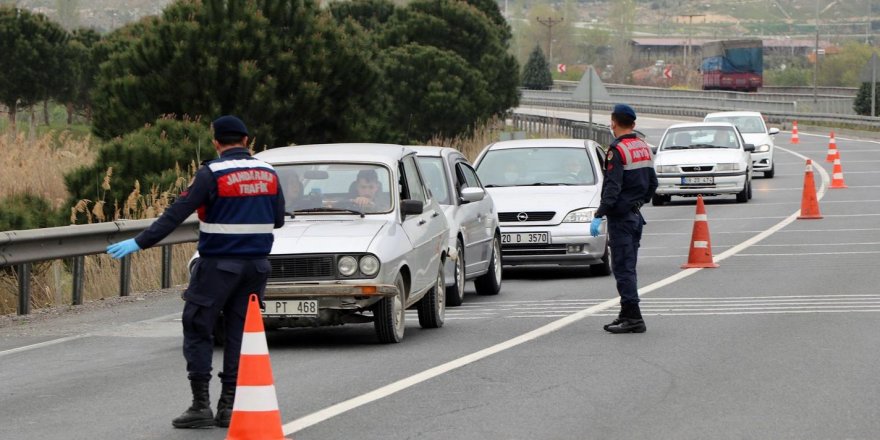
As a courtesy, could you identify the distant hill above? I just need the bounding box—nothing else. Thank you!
[8,0,173,31]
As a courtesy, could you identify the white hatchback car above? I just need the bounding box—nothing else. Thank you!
[473,138,611,275]
[704,111,779,178]
[653,122,756,205]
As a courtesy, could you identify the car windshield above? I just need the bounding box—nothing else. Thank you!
[275,163,393,214]
[417,157,451,205]
[704,115,765,134]
[660,127,740,150]
[476,147,596,187]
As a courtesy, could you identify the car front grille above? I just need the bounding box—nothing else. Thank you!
[502,244,567,256]
[498,211,556,222]
[269,255,336,281]
[681,165,715,173]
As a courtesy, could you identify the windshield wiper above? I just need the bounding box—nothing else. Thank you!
[294,207,365,218]
[524,182,573,186]
[484,184,511,188]
[691,144,728,149]
[664,145,691,150]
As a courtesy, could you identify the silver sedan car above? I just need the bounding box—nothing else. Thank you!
[473,139,611,275]
[252,144,449,343]
[412,146,502,307]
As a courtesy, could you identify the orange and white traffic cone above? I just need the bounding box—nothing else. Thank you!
[825,130,839,162]
[226,294,290,440]
[681,195,719,269]
[790,121,799,144]
[830,156,848,189]
[797,159,823,219]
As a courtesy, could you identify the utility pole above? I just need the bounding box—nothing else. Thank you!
[813,0,819,104]
[536,17,564,66]
[678,14,704,83]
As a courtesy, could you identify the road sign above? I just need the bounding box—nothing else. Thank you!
[858,52,879,83]
[557,64,566,73]
[663,66,673,79]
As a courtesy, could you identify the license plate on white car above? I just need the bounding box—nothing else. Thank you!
[262,300,318,317]
[682,176,714,184]
[502,232,549,244]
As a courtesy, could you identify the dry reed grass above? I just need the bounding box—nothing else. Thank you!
[0,130,96,209]
[0,128,198,316]
[427,116,572,162]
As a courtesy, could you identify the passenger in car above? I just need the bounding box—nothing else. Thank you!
[284,172,304,212]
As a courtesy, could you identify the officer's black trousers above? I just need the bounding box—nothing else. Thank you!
[181,257,270,384]
[608,211,644,313]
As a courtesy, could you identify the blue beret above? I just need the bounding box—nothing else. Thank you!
[612,104,636,120]
[212,115,249,139]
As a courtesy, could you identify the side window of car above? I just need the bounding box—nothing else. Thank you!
[457,163,482,189]
[401,156,428,204]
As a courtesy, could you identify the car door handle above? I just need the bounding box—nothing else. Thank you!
[432,211,440,218]
[418,218,427,226]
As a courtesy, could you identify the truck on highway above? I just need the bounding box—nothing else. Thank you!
[701,39,763,92]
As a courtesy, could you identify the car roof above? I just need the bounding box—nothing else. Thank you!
[255,143,413,166]
[704,111,763,118]
[666,122,738,130]
[409,145,462,158]
[484,138,589,150]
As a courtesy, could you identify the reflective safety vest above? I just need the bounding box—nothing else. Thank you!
[198,155,280,257]
[613,137,654,171]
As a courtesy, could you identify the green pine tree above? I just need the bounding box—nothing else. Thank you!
[853,82,880,116]
[521,45,553,90]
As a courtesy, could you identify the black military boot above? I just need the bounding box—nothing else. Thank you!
[172,380,215,429]
[605,303,646,334]
[214,383,236,428]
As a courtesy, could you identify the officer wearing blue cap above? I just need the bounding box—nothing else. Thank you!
[106,115,285,428]
[590,104,657,333]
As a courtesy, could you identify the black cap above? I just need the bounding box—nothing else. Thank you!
[212,115,248,139]
[612,104,636,120]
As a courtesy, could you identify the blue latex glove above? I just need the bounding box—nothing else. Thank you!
[107,238,141,259]
[590,217,603,237]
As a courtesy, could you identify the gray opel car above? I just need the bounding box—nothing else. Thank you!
[412,146,502,307]
[193,144,450,343]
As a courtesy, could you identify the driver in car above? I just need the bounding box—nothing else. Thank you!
[351,169,388,212]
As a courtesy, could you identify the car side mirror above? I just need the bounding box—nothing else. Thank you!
[744,144,756,152]
[400,199,424,216]
[460,187,485,203]
[650,145,658,154]
[768,128,780,135]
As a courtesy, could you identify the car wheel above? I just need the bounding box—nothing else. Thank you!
[445,239,465,307]
[374,274,406,343]
[590,242,612,276]
[652,194,670,206]
[736,179,750,203]
[475,234,502,295]
[764,166,774,178]
[417,263,445,329]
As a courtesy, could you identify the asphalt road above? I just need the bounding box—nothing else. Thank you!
[1,112,879,440]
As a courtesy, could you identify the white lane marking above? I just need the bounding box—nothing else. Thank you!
[281,146,831,435]
[514,309,880,318]
[0,334,90,358]
[734,251,880,257]
[647,227,880,236]
[0,311,181,358]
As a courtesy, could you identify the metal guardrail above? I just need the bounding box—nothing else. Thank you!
[510,112,646,147]
[520,91,880,130]
[549,82,857,114]
[1,217,199,315]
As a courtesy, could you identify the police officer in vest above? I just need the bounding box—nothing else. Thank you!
[590,104,658,334]
[106,115,285,428]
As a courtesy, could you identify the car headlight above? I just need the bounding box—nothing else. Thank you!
[755,144,771,152]
[359,255,380,277]
[563,208,595,223]
[337,256,358,277]
[656,165,678,173]
[716,163,741,172]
